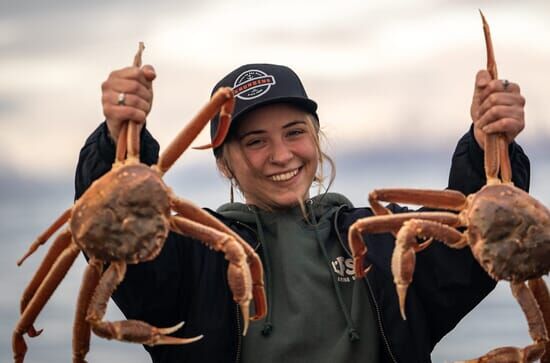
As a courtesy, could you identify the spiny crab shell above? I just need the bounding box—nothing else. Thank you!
[70,164,171,263]
[464,183,550,282]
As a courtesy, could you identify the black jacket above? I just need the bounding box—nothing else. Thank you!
[75,122,530,363]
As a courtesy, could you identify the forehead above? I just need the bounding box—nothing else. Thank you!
[236,103,310,133]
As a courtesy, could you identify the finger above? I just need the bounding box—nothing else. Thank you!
[142,65,156,83]
[479,79,521,102]
[477,92,526,119]
[475,70,492,89]
[103,103,147,124]
[477,105,524,129]
[104,78,153,102]
[471,70,492,120]
[103,90,151,113]
[481,117,524,141]
[105,66,154,89]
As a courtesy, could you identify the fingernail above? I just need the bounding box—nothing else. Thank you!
[482,126,489,133]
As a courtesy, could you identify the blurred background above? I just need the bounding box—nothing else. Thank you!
[1,0,549,361]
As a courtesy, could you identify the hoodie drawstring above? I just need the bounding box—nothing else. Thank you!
[308,202,360,342]
[251,207,274,336]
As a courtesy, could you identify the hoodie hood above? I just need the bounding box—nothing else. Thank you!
[216,192,354,226]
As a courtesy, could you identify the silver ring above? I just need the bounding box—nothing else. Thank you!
[117,92,126,106]
[502,79,510,90]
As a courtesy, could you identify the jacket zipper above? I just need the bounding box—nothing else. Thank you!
[235,303,242,363]
[332,208,398,362]
[365,277,398,363]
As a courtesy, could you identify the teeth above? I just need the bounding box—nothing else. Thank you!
[270,169,299,182]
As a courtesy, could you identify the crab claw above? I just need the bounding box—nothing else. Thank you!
[192,89,235,150]
[455,342,545,363]
[150,321,203,345]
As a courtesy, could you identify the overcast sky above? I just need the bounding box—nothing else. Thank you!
[1,0,549,178]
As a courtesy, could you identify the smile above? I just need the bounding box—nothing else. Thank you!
[270,168,300,182]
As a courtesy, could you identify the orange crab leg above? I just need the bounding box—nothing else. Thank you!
[17,207,72,266]
[528,278,550,363]
[19,229,72,337]
[72,258,103,363]
[126,42,145,162]
[115,122,129,165]
[348,211,461,279]
[155,87,235,175]
[169,215,256,335]
[86,261,202,346]
[170,196,267,321]
[393,219,468,319]
[480,10,513,184]
[368,188,467,217]
[462,281,548,363]
[13,241,80,363]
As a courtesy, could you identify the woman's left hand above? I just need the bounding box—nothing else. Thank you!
[470,70,525,150]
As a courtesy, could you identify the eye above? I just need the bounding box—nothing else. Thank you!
[244,138,265,148]
[286,128,306,138]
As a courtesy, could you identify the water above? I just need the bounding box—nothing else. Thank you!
[1,152,549,362]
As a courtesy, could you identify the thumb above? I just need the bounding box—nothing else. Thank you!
[142,65,156,82]
[474,69,491,92]
[471,70,491,120]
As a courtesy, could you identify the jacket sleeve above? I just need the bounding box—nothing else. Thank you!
[447,125,530,194]
[419,126,531,348]
[73,122,194,340]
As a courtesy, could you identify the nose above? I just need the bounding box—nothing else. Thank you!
[270,140,293,165]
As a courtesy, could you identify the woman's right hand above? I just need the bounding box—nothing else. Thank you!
[102,65,156,141]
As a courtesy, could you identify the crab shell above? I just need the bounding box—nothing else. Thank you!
[70,164,171,263]
[464,183,550,282]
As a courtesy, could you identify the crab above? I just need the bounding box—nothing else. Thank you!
[12,43,267,363]
[348,12,550,363]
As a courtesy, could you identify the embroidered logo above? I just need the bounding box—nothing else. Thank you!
[232,69,276,100]
[331,256,356,283]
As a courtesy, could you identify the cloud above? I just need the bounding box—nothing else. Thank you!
[0,0,548,178]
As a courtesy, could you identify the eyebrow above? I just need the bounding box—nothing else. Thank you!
[238,120,307,140]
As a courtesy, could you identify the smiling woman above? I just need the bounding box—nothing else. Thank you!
[61,54,535,363]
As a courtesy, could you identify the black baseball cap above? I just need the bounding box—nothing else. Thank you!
[209,63,318,152]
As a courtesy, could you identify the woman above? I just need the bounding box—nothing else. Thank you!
[76,62,529,362]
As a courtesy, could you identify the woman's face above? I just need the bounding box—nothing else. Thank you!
[222,103,319,209]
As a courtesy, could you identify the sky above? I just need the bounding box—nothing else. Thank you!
[1,0,549,180]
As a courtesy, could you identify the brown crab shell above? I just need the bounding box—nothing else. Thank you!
[465,183,550,282]
[70,164,171,264]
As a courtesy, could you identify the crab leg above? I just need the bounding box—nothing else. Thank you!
[528,278,550,363]
[480,10,512,184]
[73,258,103,363]
[459,281,548,363]
[115,123,129,165]
[170,196,267,321]
[126,42,145,163]
[170,215,255,335]
[19,229,72,338]
[17,208,72,266]
[13,240,80,363]
[154,87,235,175]
[349,211,461,279]
[86,260,202,345]
[368,188,467,216]
[393,219,467,319]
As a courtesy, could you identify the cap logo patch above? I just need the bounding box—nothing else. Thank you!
[232,69,276,100]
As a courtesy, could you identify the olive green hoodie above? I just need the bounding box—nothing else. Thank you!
[217,193,379,363]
